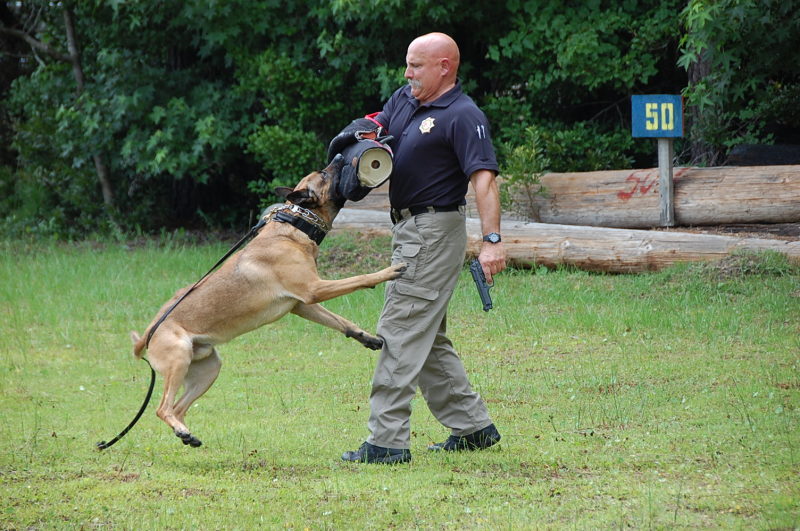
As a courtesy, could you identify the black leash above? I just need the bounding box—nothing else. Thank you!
[146,216,268,349]
[96,216,267,451]
[96,358,156,450]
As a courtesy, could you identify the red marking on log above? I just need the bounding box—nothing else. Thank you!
[618,169,661,201]
[638,170,658,195]
[618,171,641,201]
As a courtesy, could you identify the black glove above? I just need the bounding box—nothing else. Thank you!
[327,118,390,163]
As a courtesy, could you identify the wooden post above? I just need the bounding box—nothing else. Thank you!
[658,137,675,227]
[632,95,683,227]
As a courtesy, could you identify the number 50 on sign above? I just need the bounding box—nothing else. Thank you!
[631,95,684,138]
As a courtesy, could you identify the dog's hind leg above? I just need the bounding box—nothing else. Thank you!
[291,303,383,350]
[172,348,222,429]
[150,337,203,447]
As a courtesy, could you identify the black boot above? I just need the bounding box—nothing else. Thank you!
[428,423,501,452]
[342,441,412,464]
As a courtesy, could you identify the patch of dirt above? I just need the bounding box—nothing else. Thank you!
[656,222,800,241]
[692,251,799,280]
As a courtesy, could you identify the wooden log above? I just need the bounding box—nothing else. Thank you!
[345,165,800,229]
[532,165,800,228]
[331,209,800,273]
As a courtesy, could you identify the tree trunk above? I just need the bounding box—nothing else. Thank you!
[62,8,114,207]
[62,9,85,92]
[527,165,800,228]
[686,29,724,166]
[94,154,115,206]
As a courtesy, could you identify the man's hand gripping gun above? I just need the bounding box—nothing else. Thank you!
[469,259,493,312]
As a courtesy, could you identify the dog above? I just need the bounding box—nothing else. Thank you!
[129,155,406,448]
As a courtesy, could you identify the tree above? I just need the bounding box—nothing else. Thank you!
[1,4,116,206]
[2,1,267,236]
[678,0,800,165]
[15,0,793,235]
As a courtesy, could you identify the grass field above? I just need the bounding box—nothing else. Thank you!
[1,233,798,530]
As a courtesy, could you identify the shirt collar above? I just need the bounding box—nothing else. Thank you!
[405,78,463,108]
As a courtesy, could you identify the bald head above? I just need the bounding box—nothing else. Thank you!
[409,33,460,73]
[404,33,460,104]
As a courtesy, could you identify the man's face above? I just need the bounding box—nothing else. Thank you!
[404,44,444,105]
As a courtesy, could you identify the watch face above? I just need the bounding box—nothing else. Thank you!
[485,233,501,244]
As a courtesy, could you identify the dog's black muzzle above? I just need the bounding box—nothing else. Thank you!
[327,153,349,207]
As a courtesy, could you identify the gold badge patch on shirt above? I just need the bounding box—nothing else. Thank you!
[419,117,435,134]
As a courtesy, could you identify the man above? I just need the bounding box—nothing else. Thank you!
[342,32,507,464]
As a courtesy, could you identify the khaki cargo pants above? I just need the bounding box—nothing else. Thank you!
[367,207,493,449]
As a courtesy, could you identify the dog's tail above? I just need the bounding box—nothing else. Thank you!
[131,330,146,359]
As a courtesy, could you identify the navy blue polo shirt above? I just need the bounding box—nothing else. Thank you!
[374,79,499,210]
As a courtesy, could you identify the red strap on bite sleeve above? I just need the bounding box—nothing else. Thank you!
[365,112,385,133]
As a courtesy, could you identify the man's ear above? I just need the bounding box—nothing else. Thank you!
[439,58,451,77]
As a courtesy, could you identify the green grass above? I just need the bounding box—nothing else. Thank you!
[1,234,798,530]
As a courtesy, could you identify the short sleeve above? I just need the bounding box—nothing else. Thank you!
[452,102,499,178]
[374,90,400,134]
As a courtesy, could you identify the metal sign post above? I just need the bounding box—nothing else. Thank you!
[631,95,684,227]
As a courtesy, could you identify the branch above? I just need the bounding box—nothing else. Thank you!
[2,12,115,207]
[62,9,84,92]
[0,24,71,64]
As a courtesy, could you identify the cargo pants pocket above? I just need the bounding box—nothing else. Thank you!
[380,280,439,330]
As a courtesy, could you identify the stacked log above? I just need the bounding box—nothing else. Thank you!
[532,165,800,228]
[333,165,800,272]
[332,210,800,274]
[345,165,800,229]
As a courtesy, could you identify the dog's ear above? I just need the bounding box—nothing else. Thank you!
[279,188,319,207]
[274,187,294,199]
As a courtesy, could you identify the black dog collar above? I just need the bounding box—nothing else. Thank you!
[270,206,328,245]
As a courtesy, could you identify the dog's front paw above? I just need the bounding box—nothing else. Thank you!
[362,335,384,350]
[347,329,384,350]
[391,262,409,279]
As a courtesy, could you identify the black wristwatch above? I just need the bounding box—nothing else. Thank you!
[483,232,501,244]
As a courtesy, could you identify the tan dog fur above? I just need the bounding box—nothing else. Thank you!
[130,157,406,448]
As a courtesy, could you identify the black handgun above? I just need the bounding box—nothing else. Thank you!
[469,258,493,312]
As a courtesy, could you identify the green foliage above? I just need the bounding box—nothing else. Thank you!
[246,126,327,209]
[3,1,266,236]
[497,122,634,220]
[678,0,800,158]
[487,0,680,95]
[543,122,635,173]
[18,0,797,236]
[482,0,683,171]
[499,126,550,220]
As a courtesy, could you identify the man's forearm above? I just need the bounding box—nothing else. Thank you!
[469,169,507,281]
[470,169,502,236]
